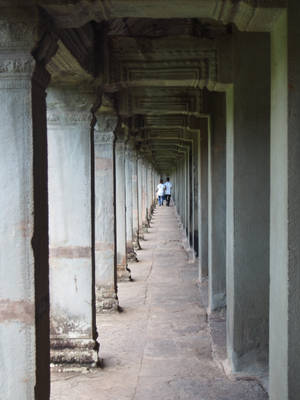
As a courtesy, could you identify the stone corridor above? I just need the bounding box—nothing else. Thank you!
[51,206,267,400]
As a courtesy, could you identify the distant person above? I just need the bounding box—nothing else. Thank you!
[164,177,172,207]
[156,179,166,207]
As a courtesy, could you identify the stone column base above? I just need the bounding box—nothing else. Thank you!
[50,338,99,370]
[139,225,147,237]
[142,221,149,231]
[96,285,119,312]
[133,233,142,250]
[127,246,139,262]
[117,264,132,281]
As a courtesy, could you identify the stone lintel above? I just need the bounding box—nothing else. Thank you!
[41,0,286,32]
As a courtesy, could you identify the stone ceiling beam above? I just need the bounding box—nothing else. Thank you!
[117,88,204,117]
[36,0,286,32]
[46,39,94,84]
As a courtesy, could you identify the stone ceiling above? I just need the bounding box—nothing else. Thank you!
[104,18,219,174]
[23,0,287,173]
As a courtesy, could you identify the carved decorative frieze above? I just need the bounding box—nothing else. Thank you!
[0,57,35,74]
[94,131,115,144]
[0,12,38,82]
[95,113,118,137]
[0,21,38,50]
[47,110,93,124]
[47,87,95,125]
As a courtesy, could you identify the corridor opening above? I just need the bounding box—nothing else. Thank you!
[0,2,298,400]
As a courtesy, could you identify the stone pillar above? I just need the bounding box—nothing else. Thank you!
[125,142,138,260]
[199,118,209,281]
[146,162,152,224]
[176,159,183,217]
[47,86,99,367]
[137,156,144,240]
[269,6,300,400]
[0,10,50,399]
[184,149,189,235]
[141,159,147,227]
[226,32,270,372]
[94,113,119,311]
[115,132,131,280]
[151,167,155,209]
[175,165,180,211]
[145,163,149,223]
[131,149,140,248]
[193,131,200,258]
[189,141,195,252]
[207,92,226,312]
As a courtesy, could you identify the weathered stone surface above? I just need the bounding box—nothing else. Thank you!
[0,9,50,400]
[47,86,98,368]
[95,285,118,313]
[40,0,286,32]
[51,206,267,400]
[94,111,119,312]
[115,132,131,281]
[50,338,99,369]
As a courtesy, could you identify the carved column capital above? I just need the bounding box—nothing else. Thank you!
[47,86,95,126]
[94,113,118,144]
[115,129,127,146]
[0,9,40,86]
[0,8,39,51]
[125,138,137,160]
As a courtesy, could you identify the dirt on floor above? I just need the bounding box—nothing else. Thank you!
[51,206,268,400]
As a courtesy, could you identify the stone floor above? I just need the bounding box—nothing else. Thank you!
[51,206,268,400]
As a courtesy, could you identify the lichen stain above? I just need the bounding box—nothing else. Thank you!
[0,299,34,324]
[74,275,78,292]
[50,246,91,258]
[95,157,113,170]
[95,241,114,251]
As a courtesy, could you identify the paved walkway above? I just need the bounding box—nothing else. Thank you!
[51,206,268,400]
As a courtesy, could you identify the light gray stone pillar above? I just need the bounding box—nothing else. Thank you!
[193,130,200,259]
[146,162,152,224]
[94,113,119,311]
[188,141,195,261]
[137,156,145,240]
[207,92,226,312]
[226,31,270,372]
[175,166,180,210]
[183,149,189,235]
[0,10,51,399]
[199,118,209,281]
[47,86,99,367]
[115,132,131,280]
[145,163,150,223]
[141,159,147,228]
[125,142,138,260]
[269,6,300,400]
[131,149,140,248]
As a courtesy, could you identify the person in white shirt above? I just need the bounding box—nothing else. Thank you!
[164,177,172,206]
[156,179,166,206]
